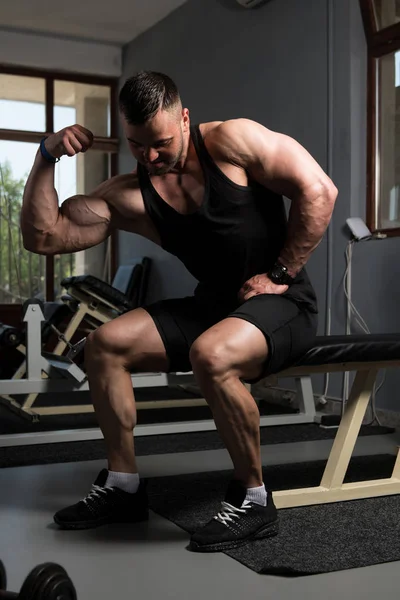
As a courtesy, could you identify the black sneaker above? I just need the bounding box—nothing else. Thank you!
[188,479,279,552]
[53,469,149,530]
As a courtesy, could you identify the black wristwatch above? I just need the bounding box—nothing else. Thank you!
[268,262,295,286]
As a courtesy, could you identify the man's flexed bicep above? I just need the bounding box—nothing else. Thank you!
[20,123,114,256]
[29,194,114,256]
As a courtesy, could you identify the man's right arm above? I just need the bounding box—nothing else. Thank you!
[21,125,114,255]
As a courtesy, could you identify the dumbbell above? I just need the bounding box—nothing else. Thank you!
[0,560,77,600]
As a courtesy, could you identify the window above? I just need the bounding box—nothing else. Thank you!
[360,0,400,234]
[372,0,400,30]
[0,66,119,307]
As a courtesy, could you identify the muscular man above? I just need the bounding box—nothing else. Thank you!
[21,71,337,553]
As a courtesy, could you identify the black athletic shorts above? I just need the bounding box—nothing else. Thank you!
[143,294,318,383]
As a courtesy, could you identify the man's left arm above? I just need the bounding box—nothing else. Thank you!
[212,119,338,299]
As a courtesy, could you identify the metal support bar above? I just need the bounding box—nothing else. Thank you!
[0,412,317,447]
[23,304,48,380]
[273,368,385,508]
[320,368,378,489]
[296,375,316,420]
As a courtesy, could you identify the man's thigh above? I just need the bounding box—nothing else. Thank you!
[228,293,318,381]
[86,307,170,373]
[143,296,222,373]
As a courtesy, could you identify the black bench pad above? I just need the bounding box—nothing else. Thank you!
[294,334,400,367]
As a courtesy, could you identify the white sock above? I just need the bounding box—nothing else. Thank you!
[105,470,140,494]
[245,483,267,506]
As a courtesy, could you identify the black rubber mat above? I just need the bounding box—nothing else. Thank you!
[146,454,400,575]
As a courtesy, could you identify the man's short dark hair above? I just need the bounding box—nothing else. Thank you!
[119,71,181,125]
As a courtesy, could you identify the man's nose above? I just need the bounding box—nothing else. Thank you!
[145,148,159,163]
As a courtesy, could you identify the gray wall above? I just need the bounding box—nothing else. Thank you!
[119,0,400,410]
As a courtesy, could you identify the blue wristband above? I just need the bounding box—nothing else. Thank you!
[40,137,60,163]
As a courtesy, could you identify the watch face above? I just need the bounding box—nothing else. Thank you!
[273,265,284,278]
[270,268,282,282]
[271,264,290,284]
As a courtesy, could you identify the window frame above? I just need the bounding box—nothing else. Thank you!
[359,0,400,235]
[0,63,120,312]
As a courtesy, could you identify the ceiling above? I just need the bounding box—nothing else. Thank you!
[0,0,188,45]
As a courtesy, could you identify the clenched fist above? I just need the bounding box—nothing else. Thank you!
[44,124,94,159]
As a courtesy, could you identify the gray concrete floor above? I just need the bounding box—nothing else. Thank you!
[1,432,400,600]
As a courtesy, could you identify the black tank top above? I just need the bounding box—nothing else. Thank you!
[137,124,317,313]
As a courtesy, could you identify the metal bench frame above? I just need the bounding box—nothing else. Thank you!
[266,361,400,508]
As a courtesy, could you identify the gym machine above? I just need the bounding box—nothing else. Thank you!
[0,298,197,418]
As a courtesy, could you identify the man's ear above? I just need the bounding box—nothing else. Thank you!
[182,107,190,131]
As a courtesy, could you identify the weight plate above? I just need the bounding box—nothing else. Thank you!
[0,560,7,591]
[19,563,57,600]
[39,572,77,600]
[19,563,76,600]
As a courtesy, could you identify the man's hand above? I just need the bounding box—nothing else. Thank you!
[44,124,94,159]
[238,274,288,303]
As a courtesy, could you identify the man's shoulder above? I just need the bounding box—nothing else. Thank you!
[198,120,223,139]
[200,118,269,148]
[199,118,253,137]
[199,118,248,137]
[199,119,266,165]
[91,172,140,196]
[89,172,143,214]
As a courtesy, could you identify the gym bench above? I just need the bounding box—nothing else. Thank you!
[265,333,400,509]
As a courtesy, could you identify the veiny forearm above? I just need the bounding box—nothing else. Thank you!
[278,184,337,277]
[20,150,60,245]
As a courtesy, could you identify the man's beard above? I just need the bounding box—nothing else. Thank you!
[148,162,174,176]
[147,132,184,176]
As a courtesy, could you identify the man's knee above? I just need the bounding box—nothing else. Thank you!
[189,335,234,379]
[84,312,169,374]
[85,323,123,362]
